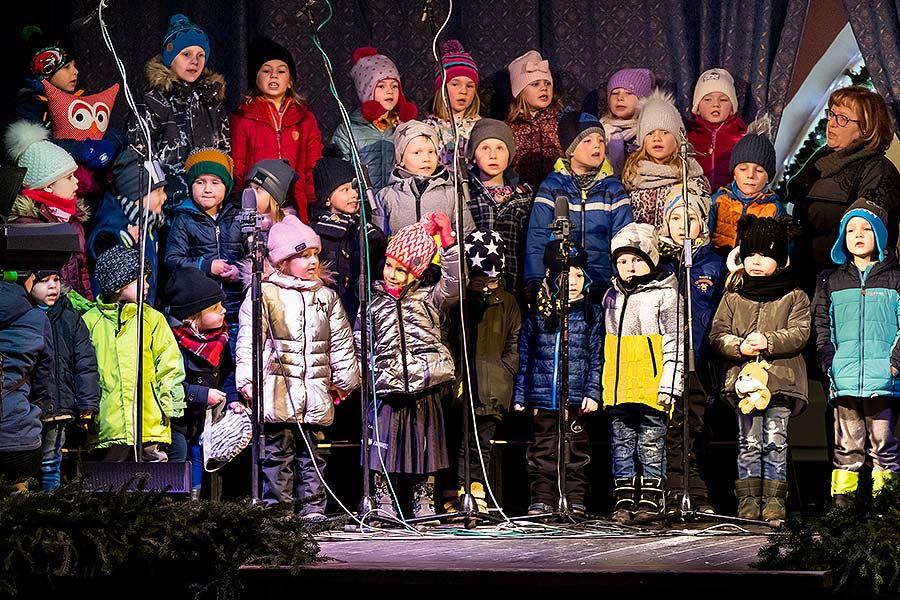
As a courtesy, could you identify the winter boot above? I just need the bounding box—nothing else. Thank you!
[612,477,636,523]
[470,481,489,514]
[734,478,763,520]
[871,470,897,495]
[443,488,461,514]
[373,472,399,521]
[830,469,859,510]
[412,475,440,526]
[634,477,664,520]
[761,479,789,525]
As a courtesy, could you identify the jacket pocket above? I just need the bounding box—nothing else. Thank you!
[647,337,658,378]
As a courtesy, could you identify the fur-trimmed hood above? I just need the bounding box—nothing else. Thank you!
[11,193,91,223]
[144,55,225,103]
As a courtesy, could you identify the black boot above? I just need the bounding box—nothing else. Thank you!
[612,477,636,523]
[634,477,664,519]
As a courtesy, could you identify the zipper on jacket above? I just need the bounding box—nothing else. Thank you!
[215,223,221,258]
[612,292,629,405]
[395,298,410,393]
[647,336,658,377]
[859,279,866,394]
[580,191,587,248]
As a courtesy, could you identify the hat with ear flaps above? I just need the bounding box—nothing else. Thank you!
[831,198,889,264]
[350,46,418,124]
[659,184,711,245]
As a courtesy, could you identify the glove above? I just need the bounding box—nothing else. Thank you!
[429,212,455,248]
[82,139,115,168]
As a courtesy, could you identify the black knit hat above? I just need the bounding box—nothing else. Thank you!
[313,153,357,204]
[729,133,776,182]
[165,267,224,321]
[543,239,588,282]
[247,159,298,207]
[94,245,147,299]
[738,215,788,267]
[248,37,296,87]
[557,111,606,157]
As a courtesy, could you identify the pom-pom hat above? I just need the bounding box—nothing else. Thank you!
[435,40,479,90]
[637,89,685,143]
[385,216,439,280]
[162,14,210,68]
[4,120,77,190]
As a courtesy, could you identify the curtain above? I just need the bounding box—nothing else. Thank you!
[844,0,900,131]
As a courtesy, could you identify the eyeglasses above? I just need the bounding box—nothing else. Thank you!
[825,108,860,128]
[469,278,500,291]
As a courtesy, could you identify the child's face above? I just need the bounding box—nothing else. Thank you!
[467,275,500,295]
[564,266,586,299]
[845,216,877,261]
[143,187,167,215]
[116,277,149,304]
[192,175,227,214]
[193,301,226,332]
[569,132,606,173]
[328,181,360,215]
[644,129,677,162]
[383,256,414,290]
[666,206,702,245]
[373,79,400,112]
[742,253,778,276]
[28,273,61,307]
[255,60,291,102]
[473,138,510,179]
[170,46,207,84]
[445,76,477,114]
[282,247,320,280]
[250,182,275,214]
[401,136,438,176]
[697,92,733,124]
[826,101,863,151]
[46,170,79,200]
[733,162,769,196]
[616,252,651,282]
[48,60,78,93]
[609,88,638,119]
[521,79,553,111]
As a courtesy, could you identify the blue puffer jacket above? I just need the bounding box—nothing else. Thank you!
[514,295,604,410]
[814,252,900,400]
[331,108,395,195]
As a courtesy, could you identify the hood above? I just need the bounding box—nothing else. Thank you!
[611,268,676,295]
[144,55,226,102]
[552,157,614,183]
[0,282,34,327]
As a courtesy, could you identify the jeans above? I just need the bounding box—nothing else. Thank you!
[610,407,667,479]
[40,419,71,491]
[736,405,790,481]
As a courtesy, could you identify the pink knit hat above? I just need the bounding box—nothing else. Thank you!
[267,214,321,264]
[351,46,401,104]
[508,50,552,98]
[384,216,438,280]
[434,40,479,91]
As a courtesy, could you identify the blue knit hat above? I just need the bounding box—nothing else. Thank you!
[831,198,889,264]
[162,14,210,68]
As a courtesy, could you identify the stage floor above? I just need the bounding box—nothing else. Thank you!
[240,517,833,597]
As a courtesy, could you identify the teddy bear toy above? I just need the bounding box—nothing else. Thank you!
[735,360,771,414]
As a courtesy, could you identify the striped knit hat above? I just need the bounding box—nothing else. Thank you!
[385,216,438,280]
[185,147,234,194]
[434,40,478,91]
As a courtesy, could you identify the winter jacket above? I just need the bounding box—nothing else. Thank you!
[358,245,460,396]
[42,293,100,419]
[423,114,480,168]
[311,211,387,319]
[81,300,186,449]
[709,182,784,251]
[230,97,323,222]
[128,56,230,210]
[514,296,603,410]
[525,158,633,291]
[815,254,900,400]
[165,199,244,320]
[786,143,900,294]
[601,271,683,411]
[236,272,360,426]
[374,165,475,238]
[507,107,561,191]
[686,114,747,191]
[709,284,810,415]
[626,159,710,231]
[0,283,55,453]
[331,108,395,194]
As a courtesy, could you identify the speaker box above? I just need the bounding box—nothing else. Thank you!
[79,461,192,494]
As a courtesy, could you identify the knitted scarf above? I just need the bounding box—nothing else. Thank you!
[630,157,704,190]
[21,188,76,221]
[736,268,800,302]
[172,324,229,367]
[116,194,167,229]
[602,117,639,142]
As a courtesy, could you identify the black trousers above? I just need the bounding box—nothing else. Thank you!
[527,407,591,507]
[664,370,711,498]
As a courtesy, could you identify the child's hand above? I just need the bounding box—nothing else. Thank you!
[658,393,674,406]
[206,388,227,407]
[427,212,455,248]
[228,401,245,414]
[745,332,768,351]
[240,383,253,401]
[740,339,759,356]
[581,397,599,413]
[513,403,525,412]
[220,263,241,283]
[210,259,229,277]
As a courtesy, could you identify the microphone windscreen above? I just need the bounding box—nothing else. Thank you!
[554,196,570,221]
[242,187,258,211]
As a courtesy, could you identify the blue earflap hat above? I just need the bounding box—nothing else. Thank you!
[831,198,889,264]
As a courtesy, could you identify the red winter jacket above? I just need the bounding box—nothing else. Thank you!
[230,97,323,222]
[686,114,746,192]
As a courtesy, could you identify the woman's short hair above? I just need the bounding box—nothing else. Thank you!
[829,86,894,154]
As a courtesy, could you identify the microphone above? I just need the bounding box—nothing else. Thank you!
[295,0,317,18]
[420,0,432,22]
[551,195,571,238]
[70,11,96,31]
[240,187,260,235]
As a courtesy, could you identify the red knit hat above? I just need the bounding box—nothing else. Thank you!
[384,216,439,279]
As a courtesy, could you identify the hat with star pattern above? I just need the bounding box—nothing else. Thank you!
[464,228,506,278]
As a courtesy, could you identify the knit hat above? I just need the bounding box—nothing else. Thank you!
[23,26,70,80]
[312,155,356,204]
[434,40,479,91]
[162,14,210,68]
[607,68,655,99]
[738,216,788,267]
[95,245,146,298]
[831,198,890,264]
[543,239,589,284]
[466,118,516,163]
[637,89,685,142]
[29,269,61,284]
[248,36,296,87]
[659,184,711,244]
[729,133,776,182]
[557,111,606,157]
[248,159,298,207]
[508,50,552,98]
[612,222,660,268]
[112,148,167,201]
[465,229,506,278]
[165,266,225,321]
[351,46,400,104]
[385,217,438,280]
[393,120,441,164]
[185,147,234,194]
[692,68,738,115]
[4,120,77,190]
[267,214,321,265]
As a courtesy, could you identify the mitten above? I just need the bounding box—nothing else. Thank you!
[82,138,115,168]
[429,211,455,248]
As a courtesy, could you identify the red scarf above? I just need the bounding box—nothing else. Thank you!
[22,188,76,221]
[172,324,229,367]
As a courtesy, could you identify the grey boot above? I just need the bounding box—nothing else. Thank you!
[734,478,763,520]
[412,475,440,525]
[634,477,664,519]
[374,472,399,520]
[761,479,789,525]
[612,477,636,523]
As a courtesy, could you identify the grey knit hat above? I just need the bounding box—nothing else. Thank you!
[393,120,440,164]
[466,118,516,164]
[247,159,298,207]
[729,133,776,182]
[637,89,685,143]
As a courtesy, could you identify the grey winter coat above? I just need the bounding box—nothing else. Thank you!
[374,166,475,238]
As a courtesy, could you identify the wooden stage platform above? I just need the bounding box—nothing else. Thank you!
[240,517,833,598]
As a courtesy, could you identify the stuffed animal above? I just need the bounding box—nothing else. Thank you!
[735,359,771,414]
[41,80,119,141]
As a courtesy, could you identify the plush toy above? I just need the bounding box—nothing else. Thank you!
[735,359,772,414]
[41,80,119,141]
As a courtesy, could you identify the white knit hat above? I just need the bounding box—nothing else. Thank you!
[508,50,552,98]
[691,68,738,115]
[4,120,77,190]
[637,89,685,142]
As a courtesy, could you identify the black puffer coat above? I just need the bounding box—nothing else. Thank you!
[44,293,100,419]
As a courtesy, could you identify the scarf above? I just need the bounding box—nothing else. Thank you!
[573,170,600,191]
[21,188,76,221]
[814,142,880,178]
[629,157,704,190]
[486,184,514,205]
[602,117,639,142]
[172,324,229,367]
[116,194,167,229]
[736,268,800,302]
